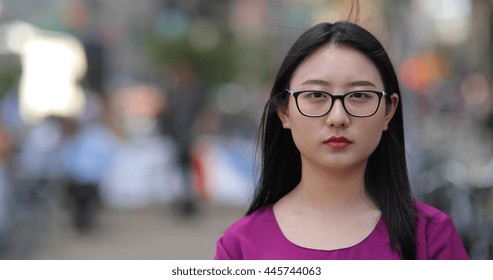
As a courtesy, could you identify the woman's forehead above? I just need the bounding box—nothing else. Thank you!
[290,44,383,89]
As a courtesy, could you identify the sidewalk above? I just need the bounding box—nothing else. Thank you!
[27,203,245,260]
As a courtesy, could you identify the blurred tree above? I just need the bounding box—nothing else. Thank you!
[0,57,21,99]
[144,25,239,86]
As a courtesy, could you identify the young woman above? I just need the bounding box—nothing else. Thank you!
[214,21,469,260]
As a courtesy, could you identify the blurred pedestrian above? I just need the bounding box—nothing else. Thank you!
[162,62,210,217]
[214,20,469,260]
[0,122,13,250]
[60,115,116,232]
[99,82,184,209]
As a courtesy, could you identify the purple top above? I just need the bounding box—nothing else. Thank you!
[214,201,469,260]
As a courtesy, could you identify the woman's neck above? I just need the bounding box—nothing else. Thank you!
[288,159,375,213]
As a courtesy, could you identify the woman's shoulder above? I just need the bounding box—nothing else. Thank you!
[414,200,458,231]
[413,200,469,259]
[221,204,275,239]
[414,200,452,225]
[215,204,276,259]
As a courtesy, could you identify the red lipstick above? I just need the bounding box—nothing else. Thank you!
[325,136,352,148]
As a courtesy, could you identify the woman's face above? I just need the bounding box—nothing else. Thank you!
[278,44,398,172]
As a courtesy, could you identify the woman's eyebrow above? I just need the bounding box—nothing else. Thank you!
[299,79,377,88]
[300,79,330,87]
[347,80,377,87]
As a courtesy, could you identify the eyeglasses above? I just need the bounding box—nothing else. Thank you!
[285,89,388,118]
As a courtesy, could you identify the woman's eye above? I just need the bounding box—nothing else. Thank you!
[350,92,367,99]
[309,92,326,99]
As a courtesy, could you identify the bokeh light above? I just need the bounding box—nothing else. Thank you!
[187,20,220,52]
[215,82,250,115]
[399,57,431,91]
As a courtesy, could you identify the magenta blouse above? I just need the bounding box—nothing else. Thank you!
[214,201,469,260]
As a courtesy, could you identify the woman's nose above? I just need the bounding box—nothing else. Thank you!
[325,99,350,128]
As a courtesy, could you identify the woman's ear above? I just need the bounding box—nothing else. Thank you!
[277,105,291,129]
[383,93,399,131]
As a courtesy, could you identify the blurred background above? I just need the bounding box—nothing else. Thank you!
[0,0,491,260]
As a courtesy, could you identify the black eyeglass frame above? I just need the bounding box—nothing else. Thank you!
[285,89,389,118]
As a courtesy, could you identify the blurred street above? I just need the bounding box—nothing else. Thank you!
[25,203,244,260]
[0,0,492,260]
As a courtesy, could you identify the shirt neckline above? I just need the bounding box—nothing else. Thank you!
[267,204,384,253]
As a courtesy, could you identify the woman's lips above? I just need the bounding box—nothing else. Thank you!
[325,136,352,148]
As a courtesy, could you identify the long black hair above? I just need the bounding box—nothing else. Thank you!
[247,22,417,259]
